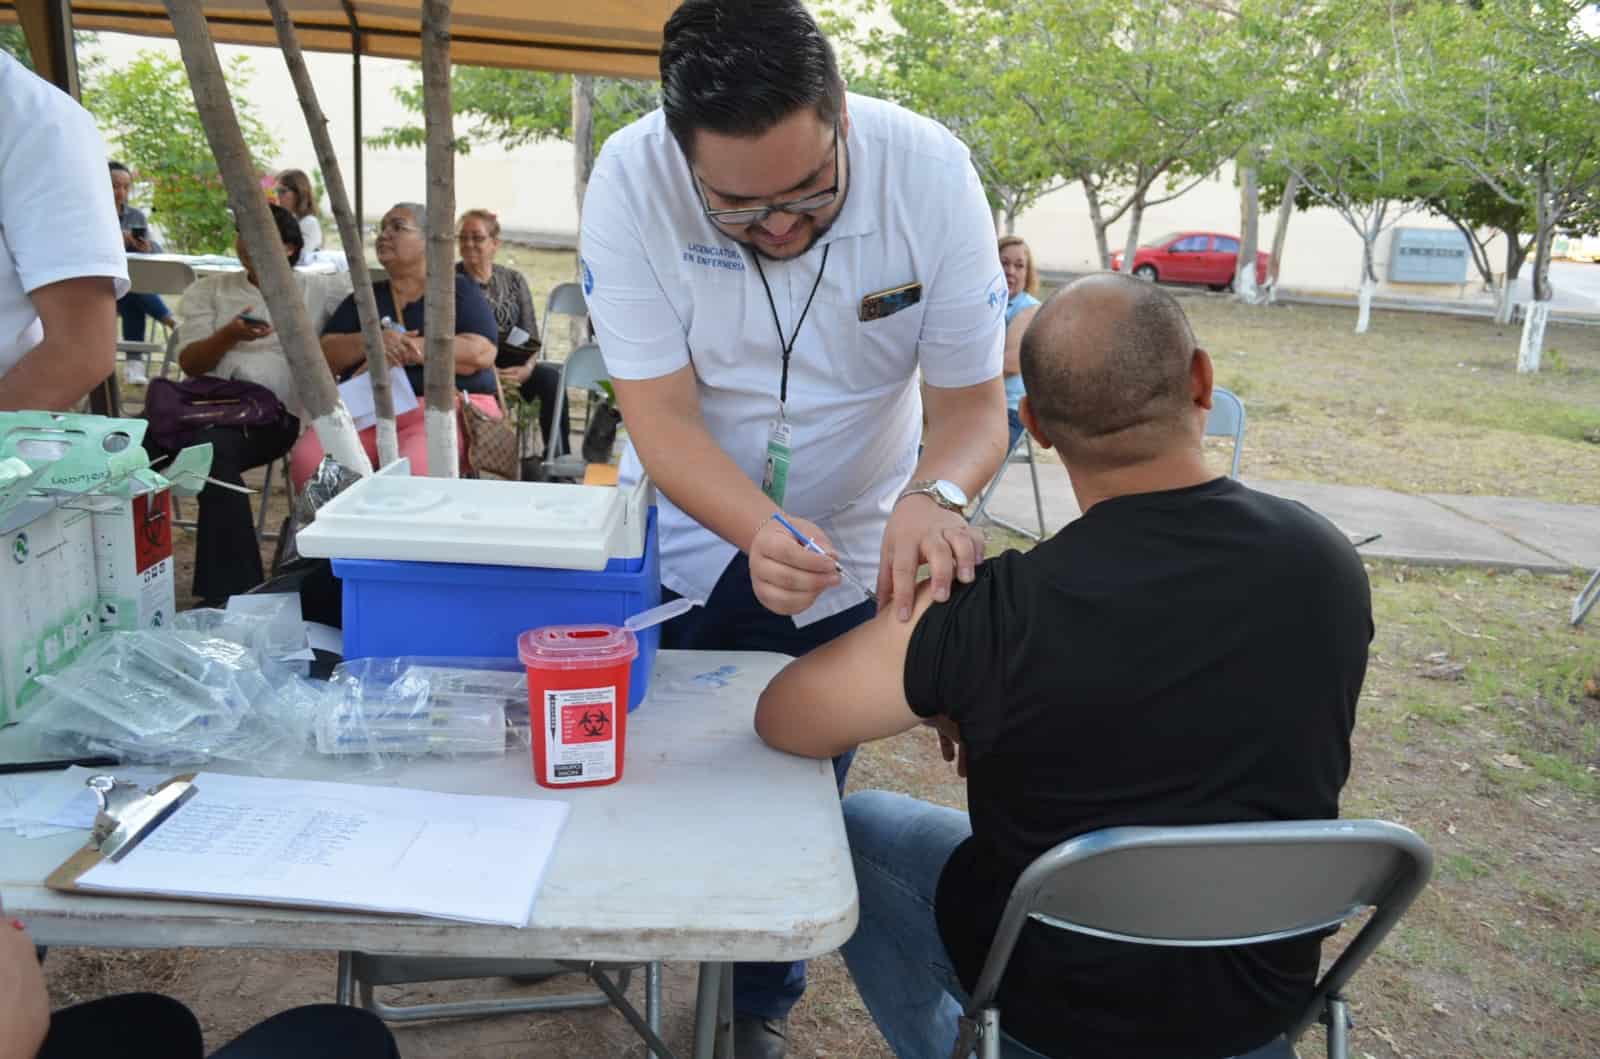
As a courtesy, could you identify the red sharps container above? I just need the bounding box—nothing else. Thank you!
[518,624,639,789]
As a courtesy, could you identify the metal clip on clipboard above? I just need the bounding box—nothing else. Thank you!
[87,774,198,863]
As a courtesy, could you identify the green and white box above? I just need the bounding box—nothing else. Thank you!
[0,503,100,724]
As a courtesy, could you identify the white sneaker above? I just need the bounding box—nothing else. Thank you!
[125,360,148,385]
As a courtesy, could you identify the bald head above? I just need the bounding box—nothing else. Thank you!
[1019,273,1204,470]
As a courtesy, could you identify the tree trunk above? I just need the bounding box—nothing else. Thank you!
[162,0,371,476]
[1355,233,1377,335]
[1265,172,1299,303]
[1445,215,1496,292]
[1084,177,1111,270]
[572,75,595,223]
[1002,197,1018,237]
[421,0,458,476]
[1519,176,1555,373]
[1495,226,1530,326]
[1117,190,1145,276]
[1234,160,1261,304]
[265,0,398,468]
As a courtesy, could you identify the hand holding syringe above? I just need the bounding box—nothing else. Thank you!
[769,512,874,599]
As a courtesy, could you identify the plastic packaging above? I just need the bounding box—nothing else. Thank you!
[519,624,638,789]
[21,627,327,770]
[277,454,363,566]
[321,657,523,758]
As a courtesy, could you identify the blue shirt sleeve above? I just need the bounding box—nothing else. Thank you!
[322,291,360,335]
[453,271,499,343]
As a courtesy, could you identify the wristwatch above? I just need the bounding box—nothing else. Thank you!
[897,479,969,514]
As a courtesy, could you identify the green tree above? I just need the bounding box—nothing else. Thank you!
[1391,0,1600,371]
[822,0,1062,234]
[0,26,32,69]
[83,51,277,254]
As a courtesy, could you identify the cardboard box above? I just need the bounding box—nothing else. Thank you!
[92,485,175,632]
[0,503,100,724]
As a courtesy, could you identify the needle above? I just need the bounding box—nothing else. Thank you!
[769,511,873,599]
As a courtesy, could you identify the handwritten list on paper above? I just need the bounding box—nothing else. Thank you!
[78,772,568,926]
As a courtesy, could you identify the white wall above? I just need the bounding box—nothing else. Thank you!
[90,32,1491,297]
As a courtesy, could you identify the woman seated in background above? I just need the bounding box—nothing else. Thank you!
[289,201,500,487]
[274,169,323,255]
[455,208,569,455]
[998,235,1042,449]
[151,203,349,606]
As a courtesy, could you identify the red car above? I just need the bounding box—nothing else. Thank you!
[1110,231,1269,291]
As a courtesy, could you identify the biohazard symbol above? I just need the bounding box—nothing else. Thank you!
[579,709,610,739]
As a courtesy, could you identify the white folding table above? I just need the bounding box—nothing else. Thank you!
[0,650,858,1059]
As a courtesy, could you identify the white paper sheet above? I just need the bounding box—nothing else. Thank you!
[5,765,172,837]
[77,773,568,926]
[339,366,419,432]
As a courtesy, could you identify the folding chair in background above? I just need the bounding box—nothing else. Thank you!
[969,430,1047,542]
[545,341,609,481]
[952,819,1434,1059]
[119,256,197,410]
[1573,567,1599,626]
[1207,385,1247,480]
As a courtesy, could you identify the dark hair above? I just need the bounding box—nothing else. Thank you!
[267,203,305,266]
[660,0,844,159]
[108,160,130,175]
[1020,274,1198,469]
[276,168,317,219]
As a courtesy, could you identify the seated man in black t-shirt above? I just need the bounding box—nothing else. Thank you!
[754,273,1372,1059]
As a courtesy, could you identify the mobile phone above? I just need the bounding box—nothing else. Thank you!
[239,313,269,327]
[858,281,923,322]
[130,226,149,241]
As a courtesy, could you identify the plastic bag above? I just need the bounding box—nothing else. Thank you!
[276,454,362,567]
[320,657,524,759]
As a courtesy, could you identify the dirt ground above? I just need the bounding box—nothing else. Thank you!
[42,287,1599,1057]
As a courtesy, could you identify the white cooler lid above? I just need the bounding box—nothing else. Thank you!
[295,460,652,571]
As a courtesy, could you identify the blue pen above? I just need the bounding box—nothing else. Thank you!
[770,511,874,599]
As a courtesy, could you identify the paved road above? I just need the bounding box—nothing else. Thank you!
[1514,260,1600,312]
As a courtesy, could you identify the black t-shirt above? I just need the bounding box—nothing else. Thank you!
[904,477,1372,1059]
[321,273,499,396]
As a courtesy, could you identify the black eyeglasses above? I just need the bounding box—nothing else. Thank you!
[695,126,841,227]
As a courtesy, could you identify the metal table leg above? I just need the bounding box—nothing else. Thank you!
[647,961,664,1059]
[717,964,733,1059]
[692,962,722,1059]
[335,950,355,1005]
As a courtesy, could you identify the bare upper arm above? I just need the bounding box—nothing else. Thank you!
[30,276,116,365]
[754,580,942,759]
[609,365,704,440]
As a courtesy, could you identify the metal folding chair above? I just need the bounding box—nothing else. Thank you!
[954,819,1433,1059]
[1208,386,1247,479]
[540,281,589,357]
[119,257,197,406]
[969,428,1046,541]
[545,341,609,480]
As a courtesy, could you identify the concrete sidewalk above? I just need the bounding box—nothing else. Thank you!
[979,461,1600,573]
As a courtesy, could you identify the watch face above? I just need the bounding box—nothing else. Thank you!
[935,480,968,508]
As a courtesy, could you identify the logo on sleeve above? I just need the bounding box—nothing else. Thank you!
[985,271,1007,315]
[580,257,595,295]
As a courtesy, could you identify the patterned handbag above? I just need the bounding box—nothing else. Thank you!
[458,372,520,480]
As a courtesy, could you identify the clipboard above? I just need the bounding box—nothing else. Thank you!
[44,772,197,897]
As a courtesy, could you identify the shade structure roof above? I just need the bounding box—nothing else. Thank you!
[0,0,673,79]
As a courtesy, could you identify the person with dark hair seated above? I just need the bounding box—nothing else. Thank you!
[755,273,1373,1059]
[149,203,349,606]
[109,160,176,387]
[455,207,570,455]
[289,201,500,485]
[2,911,399,1059]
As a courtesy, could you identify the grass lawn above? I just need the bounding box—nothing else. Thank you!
[71,254,1598,1057]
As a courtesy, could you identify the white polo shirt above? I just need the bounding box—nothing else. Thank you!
[580,93,1005,625]
[0,53,128,379]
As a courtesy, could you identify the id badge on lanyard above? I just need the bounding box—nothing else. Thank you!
[762,416,793,505]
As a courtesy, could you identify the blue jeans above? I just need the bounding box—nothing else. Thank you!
[117,291,173,356]
[841,791,1050,1059]
[661,552,877,1021]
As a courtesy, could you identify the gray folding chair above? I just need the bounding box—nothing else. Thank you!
[540,280,589,357]
[954,819,1434,1059]
[119,257,196,408]
[1208,386,1247,479]
[969,428,1047,542]
[1573,567,1599,626]
[545,341,609,480]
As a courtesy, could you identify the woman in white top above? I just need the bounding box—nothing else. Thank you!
[274,168,324,254]
[155,203,348,605]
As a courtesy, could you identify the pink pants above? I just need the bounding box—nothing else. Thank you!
[289,394,501,489]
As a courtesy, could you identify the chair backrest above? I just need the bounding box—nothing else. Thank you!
[546,281,589,318]
[127,257,198,296]
[560,342,608,393]
[967,820,1433,1042]
[1205,386,1246,479]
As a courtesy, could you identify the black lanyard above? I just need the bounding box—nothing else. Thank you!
[751,242,831,408]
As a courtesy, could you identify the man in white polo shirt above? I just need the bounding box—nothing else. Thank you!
[0,51,126,411]
[579,1,1007,1052]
